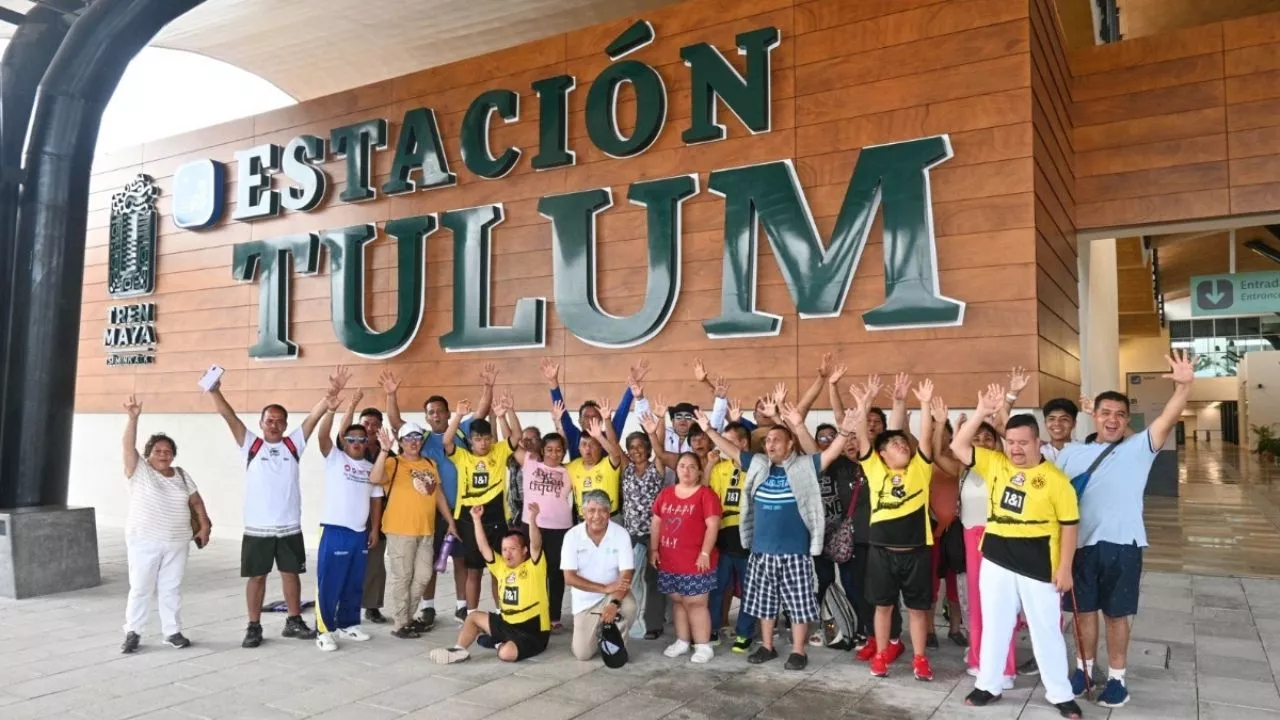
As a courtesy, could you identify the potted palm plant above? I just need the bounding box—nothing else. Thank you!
[1253,424,1278,464]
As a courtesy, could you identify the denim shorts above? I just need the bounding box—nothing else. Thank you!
[1062,541,1143,618]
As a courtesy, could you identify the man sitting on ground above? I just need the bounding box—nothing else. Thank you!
[562,489,637,660]
[430,503,551,664]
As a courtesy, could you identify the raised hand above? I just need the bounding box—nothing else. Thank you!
[329,365,352,396]
[713,376,729,399]
[865,374,884,402]
[839,408,859,434]
[728,397,743,422]
[828,363,848,386]
[780,401,803,428]
[540,357,560,386]
[351,389,364,408]
[957,412,969,427]
[693,357,708,383]
[930,396,948,423]
[912,379,934,405]
[585,415,605,438]
[892,372,911,402]
[378,368,401,394]
[551,399,566,418]
[977,384,1003,415]
[470,505,485,520]
[1163,349,1195,386]
[325,394,344,412]
[707,448,721,467]
[377,426,394,449]
[651,395,669,421]
[849,383,873,412]
[598,398,614,424]
[1009,366,1029,395]
[639,411,661,435]
[493,390,513,417]
[123,394,142,418]
[479,362,500,387]
[758,395,778,420]
[1079,394,1094,414]
[771,382,788,406]
[817,352,833,378]
[527,502,541,521]
[692,408,712,430]
[454,398,472,418]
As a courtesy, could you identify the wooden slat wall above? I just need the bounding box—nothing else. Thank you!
[1030,0,1081,404]
[79,0,1047,415]
[1068,10,1280,229]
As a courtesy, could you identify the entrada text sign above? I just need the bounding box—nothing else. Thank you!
[173,21,965,359]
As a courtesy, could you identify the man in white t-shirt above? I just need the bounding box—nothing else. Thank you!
[313,395,385,652]
[561,490,637,660]
[207,368,343,648]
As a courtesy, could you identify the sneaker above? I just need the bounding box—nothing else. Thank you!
[965,689,1001,706]
[1069,668,1089,697]
[808,630,825,647]
[912,655,934,681]
[748,646,778,664]
[337,626,370,642]
[855,640,879,662]
[316,632,338,652]
[1054,699,1084,718]
[408,617,432,634]
[415,607,436,628]
[1002,676,1015,690]
[691,644,714,664]
[1095,678,1129,708]
[869,651,889,677]
[121,631,141,654]
[663,639,691,658]
[390,626,420,639]
[454,606,468,623]
[966,666,979,678]
[731,636,752,654]
[925,632,938,649]
[1017,657,1039,676]
[429,646,471,664]
[242,622,264,648]
[365,608,388,624]
[948,629,969,647]
[282,615,317,640]
[852,633,869,649]
[882,639,905,664]
[164,633,191,649]
[784,652,808,671]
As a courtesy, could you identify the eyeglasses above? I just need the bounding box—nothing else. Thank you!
[673,412,695,421]
[344,436,368,444]
[401,433,424,442]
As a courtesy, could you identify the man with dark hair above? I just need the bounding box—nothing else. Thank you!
[1041,398,1080,463]
[206,366,347,648]
[953,392,1081,719]
[1056,350,1194,708]
[384,367,495,623]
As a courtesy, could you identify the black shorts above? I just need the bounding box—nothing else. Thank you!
[241,533,306,577]
[1062,541,1143,618]
[866,546,931,610]
[487,612,549,660]
[433,516,466,563]
[457,513,507,569]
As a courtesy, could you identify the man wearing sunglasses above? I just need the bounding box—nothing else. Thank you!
[311,394,384,652]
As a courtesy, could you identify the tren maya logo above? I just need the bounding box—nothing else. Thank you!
[170,19,965,361]
[104,173,161,366]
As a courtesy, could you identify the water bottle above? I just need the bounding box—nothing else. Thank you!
[435,533,457,573]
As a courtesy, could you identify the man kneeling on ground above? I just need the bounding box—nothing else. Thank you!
[430,503,550,664]
[563,489,637,660]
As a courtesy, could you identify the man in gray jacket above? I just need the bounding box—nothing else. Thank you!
[698,406,858,670]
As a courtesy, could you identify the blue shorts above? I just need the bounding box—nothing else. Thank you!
[658,570,717,597]
[1062,541,1143,618]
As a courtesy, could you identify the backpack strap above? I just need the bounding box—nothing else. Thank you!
[246,438,264,468]
[281,436,300,462]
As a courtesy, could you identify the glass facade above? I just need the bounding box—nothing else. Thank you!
[1170,316,1280,377]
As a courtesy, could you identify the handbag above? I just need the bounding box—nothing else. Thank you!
[178,468,207,549]
[822,481,861,562]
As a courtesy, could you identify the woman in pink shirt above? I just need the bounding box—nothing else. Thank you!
[513,432,572,631]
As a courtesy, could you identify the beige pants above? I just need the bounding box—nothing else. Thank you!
[385,533,434,628]
[572,593,638,661]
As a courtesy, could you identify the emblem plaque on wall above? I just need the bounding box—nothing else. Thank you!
[103,174,161,365]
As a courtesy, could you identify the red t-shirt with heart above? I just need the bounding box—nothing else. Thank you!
[652,485,722,574]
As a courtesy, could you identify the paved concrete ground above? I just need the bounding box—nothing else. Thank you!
[2,529,1278,719]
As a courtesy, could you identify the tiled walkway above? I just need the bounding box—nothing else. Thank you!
[3,444,1280,720]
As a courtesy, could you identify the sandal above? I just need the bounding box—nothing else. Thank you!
[948,629,969,647]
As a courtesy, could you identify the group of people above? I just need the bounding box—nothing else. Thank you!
[117,349,1197,720]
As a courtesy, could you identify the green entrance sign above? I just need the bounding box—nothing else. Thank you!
[1191,271,1280,317]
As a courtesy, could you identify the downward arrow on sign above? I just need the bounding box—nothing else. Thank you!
[1204,287,1225,304]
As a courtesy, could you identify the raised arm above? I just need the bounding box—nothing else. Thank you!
[1003,366,1029,416]
[819,409,858,471]
[986,383,1009,437]
[694,409,743,465]
[1150,350,1194,448]
[782,402,818,454]
[335,389,361,452]
[708,376,730,431]
[207,379,247,447]
[301,365,349,441]
[442,398,471,455]
[930,397,963,476]
[612,358,648,436]
[379,369,404,432]
[914,379,935,460]
[887,373,916,445]
[542,357,580,441]
[123,395,142,478]
[849,381,875,458]
[951,385,1004,466]
[796,352,833,419]
[639,411,673,474]
[474,362,498,421]
[587,413,623,468]
[498,390,523,452]
[550,399,568,439]
[828,362,848,419]
[369,427,395,487]
[469,505,496,564]
[525,502,544,564]
[494,389,514,443]
[316,393,344,457]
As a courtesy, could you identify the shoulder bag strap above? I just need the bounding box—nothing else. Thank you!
[1072,442,1120,497]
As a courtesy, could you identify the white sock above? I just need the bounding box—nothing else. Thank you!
[1109,667,1126,684]
[418,599,432,611]
[455,600,467,610]
[1077,658,1094,675]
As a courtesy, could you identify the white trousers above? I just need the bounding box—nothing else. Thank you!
[977,558,1073,704]
[124,536,190,637]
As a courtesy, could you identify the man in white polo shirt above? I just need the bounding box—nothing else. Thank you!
[207,367,346,648]
[562,490,637,660]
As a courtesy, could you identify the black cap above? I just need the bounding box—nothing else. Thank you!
[669,402,697,418]
[598,621,628,668]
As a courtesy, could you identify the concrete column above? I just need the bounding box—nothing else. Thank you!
[1078,238,1121,435]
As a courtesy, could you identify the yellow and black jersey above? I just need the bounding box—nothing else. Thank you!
[972,447,1079,583]
[487,551,550,631]
[861,448,933,547]
[709,459,745,529]
[450,441,514,519]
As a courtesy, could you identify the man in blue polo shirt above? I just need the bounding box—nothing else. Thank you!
[1055,350,1193,709]
[386,366,494,624]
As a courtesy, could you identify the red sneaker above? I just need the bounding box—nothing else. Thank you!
[883,639,906,664]
[913,654,934,681]
[870,652,889,677]
[855,640,879,662]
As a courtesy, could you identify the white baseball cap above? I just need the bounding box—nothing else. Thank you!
[398,422,426,439]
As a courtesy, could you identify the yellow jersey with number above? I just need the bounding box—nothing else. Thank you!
[450,441,514,518]
[488,551,550,630]
[860,449,933,547]
[567,458,621,513]
[972,447,1079,583]
[708,459,746,529]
